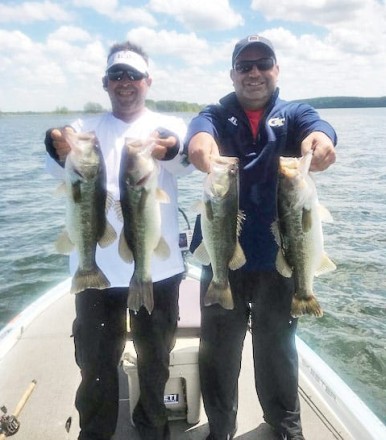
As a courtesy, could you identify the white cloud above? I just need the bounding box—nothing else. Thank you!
[1,0,385,111]
[48,26,92,43]
[0,28,108,111]
[72,0,157,26]
[149,0,244,30]
[251,0,363,25]
[147,65,231,105]
[72,0,119,15]
[110,7,157,26]
[0,29,35,52]
[261,26,385,100]
[251,0,386,56]
[44,38,106,80]
[0,1,73,23]
[126,27,215,65]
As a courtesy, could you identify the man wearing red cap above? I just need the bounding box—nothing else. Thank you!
[186,34,337,440]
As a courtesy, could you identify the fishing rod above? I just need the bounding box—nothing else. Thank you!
[0,380,36,438]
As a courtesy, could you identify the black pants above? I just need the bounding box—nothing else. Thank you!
[130,274,182,440]
[199,266,302,439]
[73,288,127,440]
[73,274,182,440]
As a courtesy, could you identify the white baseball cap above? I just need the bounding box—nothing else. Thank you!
[106,50,149,75]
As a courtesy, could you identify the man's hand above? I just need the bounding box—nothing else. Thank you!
[188,132,219,173]
[147,128,180,160]
[47,126,74,163]
[301,131,336,172]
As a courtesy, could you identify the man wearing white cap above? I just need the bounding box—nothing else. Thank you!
[45,41,192,440]
[186,35,337,440]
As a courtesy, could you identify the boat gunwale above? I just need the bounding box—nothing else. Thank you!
[0,268,385,440]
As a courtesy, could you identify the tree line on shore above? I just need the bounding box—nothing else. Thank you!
[292,96,386,109]
[1,96,386,115]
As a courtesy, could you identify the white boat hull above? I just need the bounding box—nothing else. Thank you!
[0,266,385,440]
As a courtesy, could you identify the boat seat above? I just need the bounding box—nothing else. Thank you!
[126,277,201,340]
[123,276,202,425]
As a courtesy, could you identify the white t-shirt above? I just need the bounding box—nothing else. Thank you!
[46,109,193,287]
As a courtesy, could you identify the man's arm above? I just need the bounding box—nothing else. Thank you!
[187,132,220,173]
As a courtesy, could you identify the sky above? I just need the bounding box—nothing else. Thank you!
[0,0,385,112]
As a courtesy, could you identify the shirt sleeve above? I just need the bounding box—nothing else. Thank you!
[294,104,338,145]
[184,105,219,147]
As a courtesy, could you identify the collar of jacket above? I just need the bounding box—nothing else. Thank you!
[219,87,280,117]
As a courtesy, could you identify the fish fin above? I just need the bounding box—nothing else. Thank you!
[71,180,83,203]
[156,188,170,204]
[154,236,170,260]
[205,200,215,221]
[299,150,313,175]
[114,200,124,223]
[193,241,211,266]
[291,295,323,318]
[204,281,234,310]
[229,241,246,270]
[55,230,74,255]
[54,182,66,196]
[98,220,117,248]
[271,220,281,245]
[318,204,334,223]
[302,208,313,232]
[118,231,134,263]
[315,252,336,276]
[275,251,293,278]
[71,266,110,294]
[236,210,246,236]
[128,275,154,314]
[105,191,115,212]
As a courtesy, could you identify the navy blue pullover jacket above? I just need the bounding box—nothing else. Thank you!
[186,88,337,271]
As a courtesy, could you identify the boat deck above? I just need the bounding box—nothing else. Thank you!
[0,277,358,440]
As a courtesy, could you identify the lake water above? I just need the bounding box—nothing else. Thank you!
[0,108,385,424]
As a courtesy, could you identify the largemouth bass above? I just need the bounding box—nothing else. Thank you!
[272,151,336,317]
[118,138,170,314]
[193,156,246,310]
[56,130,116,294]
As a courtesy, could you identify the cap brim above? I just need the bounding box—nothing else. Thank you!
[106,50,148,75]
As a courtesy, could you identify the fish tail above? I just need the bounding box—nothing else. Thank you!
[204,281,234,310]
[128,276,154,314]
[291,294,323,318]
[71,266,110,294]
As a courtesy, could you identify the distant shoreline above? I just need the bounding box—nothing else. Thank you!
[1,96,385,114]
[292,96,386,109]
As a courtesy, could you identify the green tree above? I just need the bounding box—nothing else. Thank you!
[84,102,104,113]
[54,106,69,114]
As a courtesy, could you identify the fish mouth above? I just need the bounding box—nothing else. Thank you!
[129,171,152,187]
[136,174,150,186]
[210,156,239,173]
[279,157,300,178]
[279,167,298,179]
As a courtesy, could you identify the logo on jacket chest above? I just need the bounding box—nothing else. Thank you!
[268,117,285,127]
[228,116,238,126]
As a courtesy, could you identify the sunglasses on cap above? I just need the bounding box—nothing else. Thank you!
[107,68,147,82]
[234,57,275,73]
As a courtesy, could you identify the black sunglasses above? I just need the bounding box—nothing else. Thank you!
[107,69,147,82]
[234,58,275,73]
